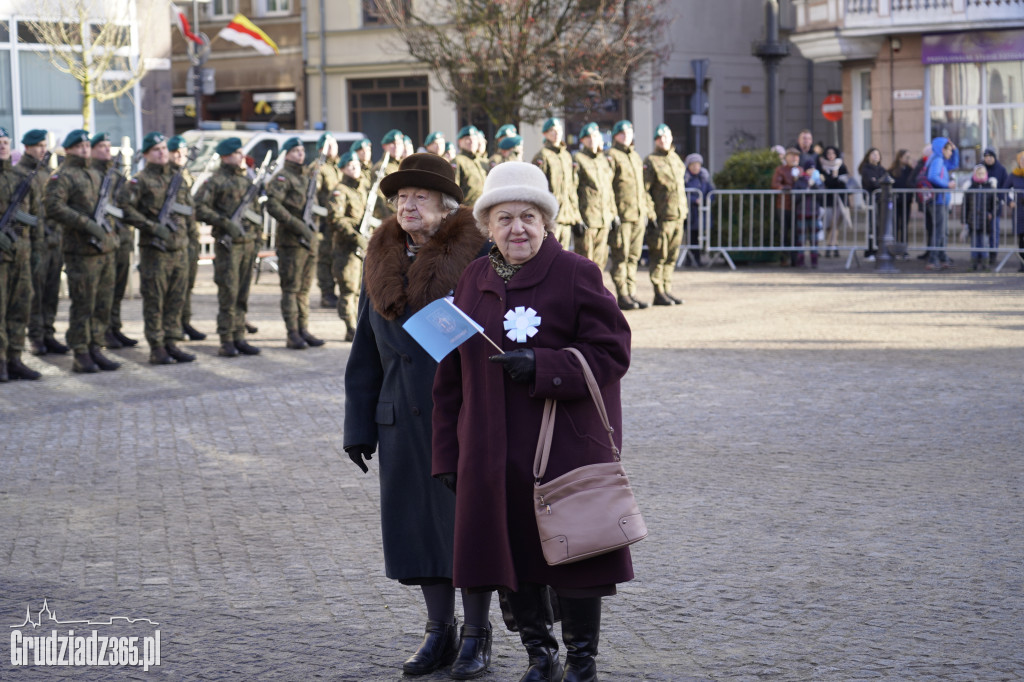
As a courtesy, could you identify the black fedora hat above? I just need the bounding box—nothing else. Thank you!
[379,153,464,203]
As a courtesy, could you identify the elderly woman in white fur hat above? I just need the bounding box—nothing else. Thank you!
[432,162,635,682]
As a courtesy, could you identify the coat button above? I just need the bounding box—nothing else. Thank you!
[553,377,562,386]
[411,407,421,416]
[401,354,411,363]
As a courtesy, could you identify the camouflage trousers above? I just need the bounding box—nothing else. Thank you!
[573,225,610,272]
[0,238,33,359]
[213,239,255,342]
[647,219,683,293]
[182,239,200,327]
[609,220,645,298]
[277,245,315,331]
[317,220,335,298]
[109,232,133,331]
[331,236,363,331]
[29,240,63,342]
[64,251,115,354]
[139,246,187,349]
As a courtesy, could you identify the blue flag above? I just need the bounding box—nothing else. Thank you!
[403,298,485,362]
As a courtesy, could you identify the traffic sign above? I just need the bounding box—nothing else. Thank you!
[821,94,843,122]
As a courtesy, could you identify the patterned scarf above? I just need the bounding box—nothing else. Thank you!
[488,244,522,282]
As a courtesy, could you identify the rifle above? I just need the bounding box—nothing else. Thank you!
[152,148,198,253]
[298,151,329,250]
[88,155,126,252]
[359,151,390,237]
[0,151,51,255]
[218,150,273,249]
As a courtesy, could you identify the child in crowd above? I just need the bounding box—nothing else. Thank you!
[963,164,997,270]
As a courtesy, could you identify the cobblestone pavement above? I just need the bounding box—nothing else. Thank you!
[2,258,1022,681]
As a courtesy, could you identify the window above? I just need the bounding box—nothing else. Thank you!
[19,51,80,115]
[205,0,238,20]
[255,0,291,16]
[0,50,12,135]
[94,89,136,143]
[349,76,428,158]
[363,0,408,26]
[852,69,872,169]
[662,78,706,160]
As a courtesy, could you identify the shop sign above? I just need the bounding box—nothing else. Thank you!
[922,29,1024,65]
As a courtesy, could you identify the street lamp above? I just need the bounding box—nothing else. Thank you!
[188,0,213,128]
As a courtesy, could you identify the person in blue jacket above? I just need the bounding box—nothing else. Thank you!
[924,137,959,270]
[683,153,713,266]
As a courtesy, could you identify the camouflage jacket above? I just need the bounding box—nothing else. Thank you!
[371,155,400,219]
[644,148,689,223]
[327,174,367,251]
[46,155,118,256]
[90,157,130,239]
[116,162,193,252]
[453,150,486,205]
[576,148,617,231]
[194,163,263,244]
[171,163,199,242]
[316,160,343,223]
[0,158,34,261]
[532,140,581,225]
[266,160,317,249]
[14,154,50,245]
[607,141,650,224]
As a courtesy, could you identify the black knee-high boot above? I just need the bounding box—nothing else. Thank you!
[504,583,564,681]
[559,597,602,682]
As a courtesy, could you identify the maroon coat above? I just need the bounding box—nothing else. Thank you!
[432,235,634,592]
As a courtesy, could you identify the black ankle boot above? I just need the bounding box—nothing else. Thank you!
[402,619,458,676]
[504,584,564,682]
[449,622,491,680]
[89,346,121,371]
[559,597,602,682]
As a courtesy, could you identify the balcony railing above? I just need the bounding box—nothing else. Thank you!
[797,0,1024,31]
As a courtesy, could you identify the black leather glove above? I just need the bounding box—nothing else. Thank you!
[571,222,588,237]
[345,444,374,473]
[488,348,536,384]
[438,473,457,494]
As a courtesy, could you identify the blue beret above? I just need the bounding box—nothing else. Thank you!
[498,135,523,151]
[0,127,10,139]
[167,135,187,152]
[381,129,403,145]
[541,118,561,133]
[316,132,335,150]
[654,123,672,139]
[457,125,480,139]
[579,122,600,139]
[495,124,517,140]
[141,131,166,153]
[215,137,243,156]
[350,138,371,152]
[281,137,302,152]
[62,130,91,150]
[611,120,633,136]
[22,129,48,146]
[424,131,444,147]
[338,151,355,167]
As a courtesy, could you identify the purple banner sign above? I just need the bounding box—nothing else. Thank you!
[922,29,1024,65]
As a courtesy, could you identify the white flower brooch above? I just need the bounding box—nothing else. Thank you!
[503,306,541,343]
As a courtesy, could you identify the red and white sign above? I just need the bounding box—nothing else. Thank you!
[821,94,843,122]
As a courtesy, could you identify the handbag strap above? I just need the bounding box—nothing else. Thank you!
[533,347,620,483]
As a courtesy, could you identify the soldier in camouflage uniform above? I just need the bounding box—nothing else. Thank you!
[193,137,262,358]
[265,137,325,350]
[17,130,67,358]
[327,151,367,341]
[0,127,42,382]
[453,125,486,206]
[46,130,121,373]
[532,117,583,250]
[643,124,687,306]
[607,120,652,310]
[422,131,445,156]
[117,132,196,365]
[371,130,403,222]
[351,138,373,194]
[90,132,138,349]
[575,122,618,270]
[314,133,341,309]
[493,135,524,168]
[488,124,519,168]
[168,135,206,342]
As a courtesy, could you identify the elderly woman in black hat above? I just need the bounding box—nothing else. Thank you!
[343,153,491,679]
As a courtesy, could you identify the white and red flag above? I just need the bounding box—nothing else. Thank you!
[171,4,204,45]
[217,14,280,55]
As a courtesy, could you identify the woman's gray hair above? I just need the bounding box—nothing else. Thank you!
[386,190,461,215]
[475,204,557,237]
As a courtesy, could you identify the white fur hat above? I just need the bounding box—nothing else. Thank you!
[473,161,560,225]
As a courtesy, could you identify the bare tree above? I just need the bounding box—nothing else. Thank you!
[24,0,146,132]
[372,0,668,127]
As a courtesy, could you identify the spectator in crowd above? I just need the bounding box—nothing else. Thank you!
[963,164,997,271]
[924,137,959,271]
[981,148,1009,262]
[796,129,818,169]
[1004,151,1024,272]
[771,147,802,266]
[912,143,934,260]
[888,149,915,248]
[771,145,786,163]
[683,153,713,267]
[858,147,887,261]
[820,145,850,258]
[792,158,823,268]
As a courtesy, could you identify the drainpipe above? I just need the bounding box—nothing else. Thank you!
[752,0,790,146]
[300,0,309,128]
[319,0,327,129]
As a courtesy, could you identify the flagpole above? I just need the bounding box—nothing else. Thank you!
[191,1,204,129]
[481,334,504,354]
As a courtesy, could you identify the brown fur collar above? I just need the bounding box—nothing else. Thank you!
[363,206,486,320]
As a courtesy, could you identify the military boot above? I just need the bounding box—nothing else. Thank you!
[286,330,308,350]
[344,322,356,343]
[165,343,196,363]
[234,339,260,355]
[29,338,48,356]
[245,320,259,334]
[44,336,70,354]
[149,347,176,365]
[113,329,138,347]
[300,329,325,347]
[8,353,42,380]
[629,294,649,310]
[72,352,99,374]
[103,329,123,349]
[217,340,240,357]
[558,597,602,682]
[504,584,564,682]
[652,289,675,306]
[320,292,338,309]
[666,292,684,305]
[89,346,121,371]
[183,323,207,341]
[617,295,639,311]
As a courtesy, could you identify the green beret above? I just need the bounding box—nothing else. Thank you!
[22,129,48,146]
[457,125,480,139]
[338,151,355,167]
[498,135,523,151]
[579,122,600,140]
[405,134,415,146]
[654,123,672,139]
[445,142,456,155]
[167,135,187,152]
[541,118,561,133]
[215,137,243,156]
[62,129,91,150]
[381,129,403,145]
[316,132,335,150]
[495,124,517,140]
[0,127,9,139]
[281,137,302,152]
[424,131,444,147]
[350,138,371,152]
[90,132,111,146]
[141,131,166,154]
[611,120,633,136]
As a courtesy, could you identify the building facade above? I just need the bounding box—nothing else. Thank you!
[791,0,1024,169]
